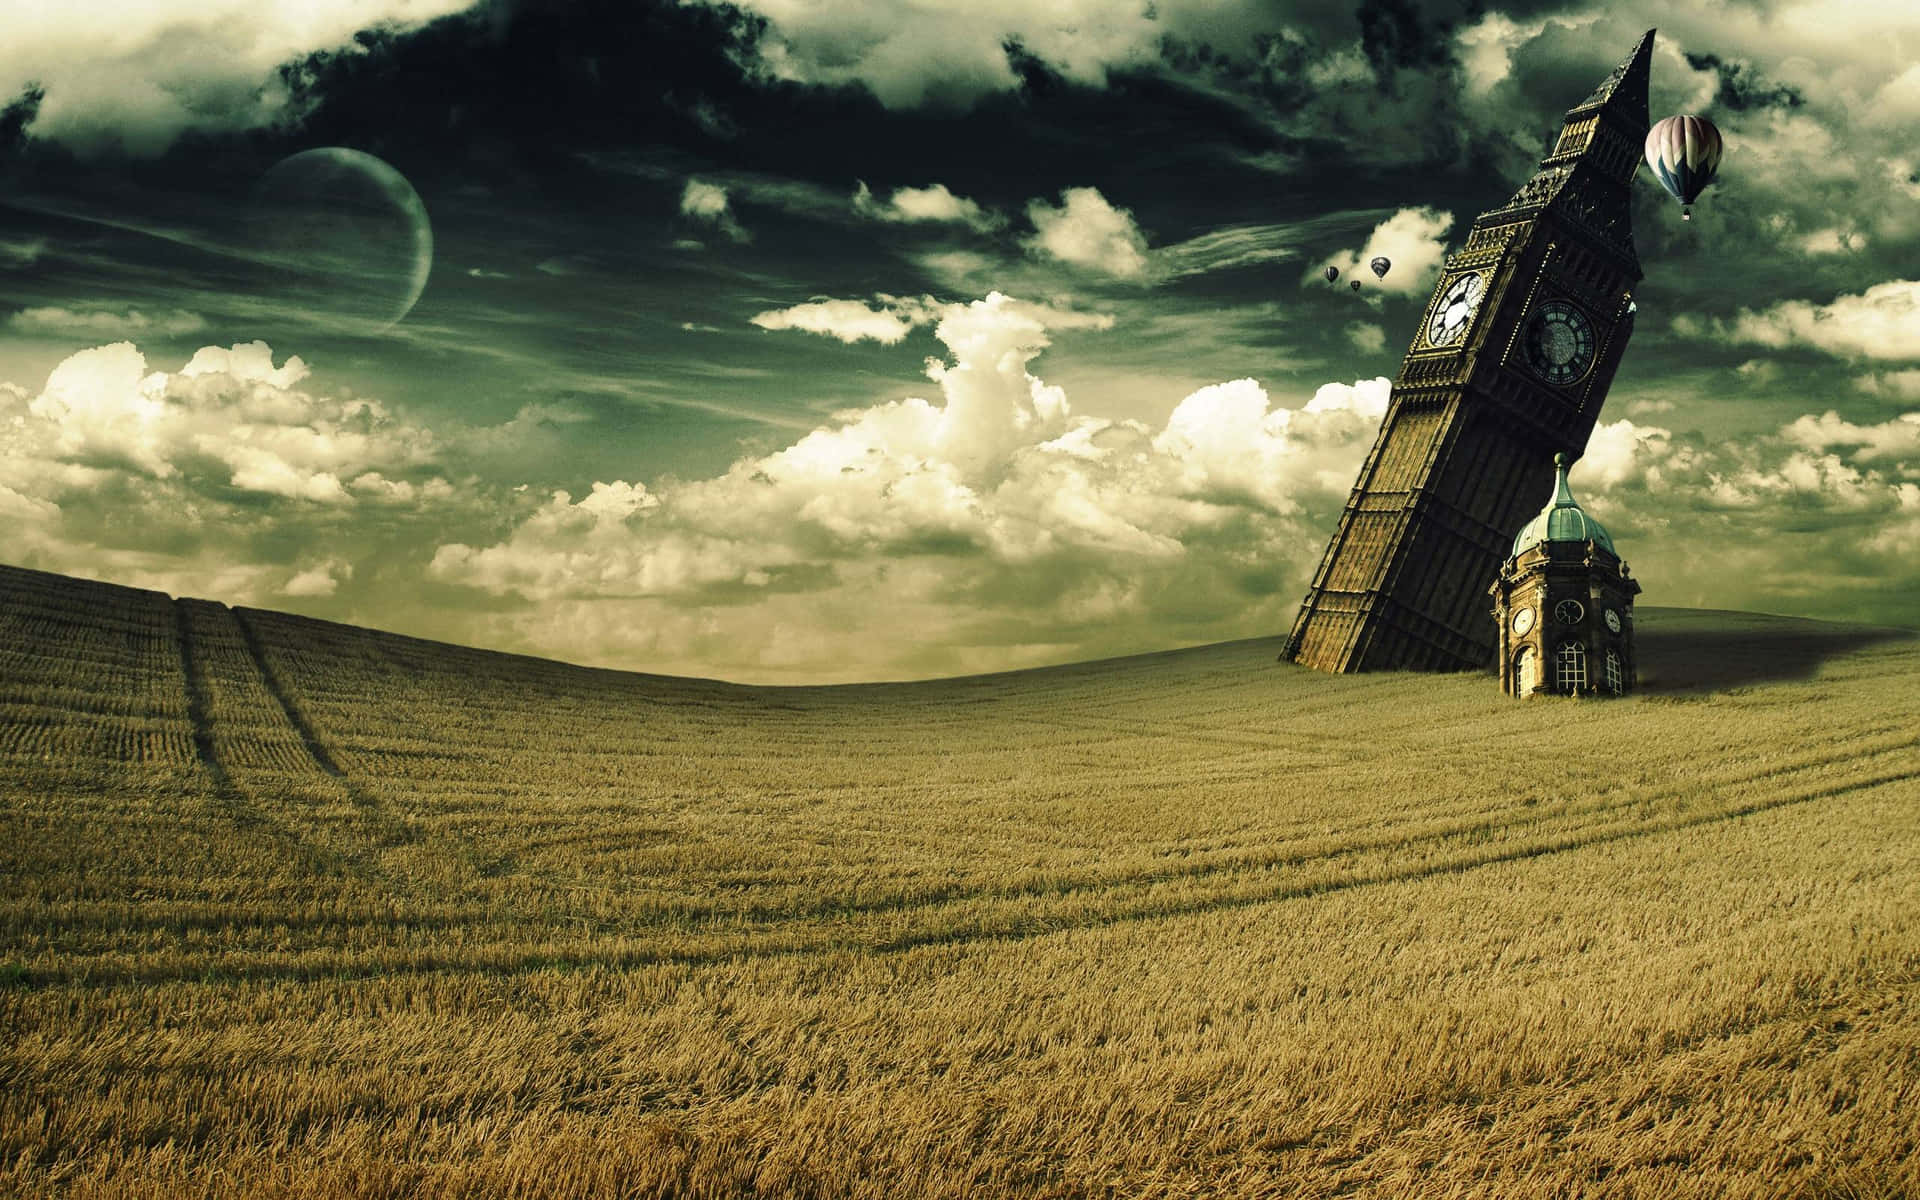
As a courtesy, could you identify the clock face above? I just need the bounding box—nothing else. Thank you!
[1523,300,1597,385]
[1605,608,1622,633]
[1512,607,1535,636]
[1426,272,1486,347]
[1554,598,1585,625]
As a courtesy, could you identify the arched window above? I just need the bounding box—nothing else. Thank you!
[1557,642,1588,692]
[1605,647,1624,694]
[1515,647,1537,694]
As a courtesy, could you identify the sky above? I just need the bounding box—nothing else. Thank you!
[3,0,1918,682]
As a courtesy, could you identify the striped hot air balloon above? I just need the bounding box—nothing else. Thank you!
[1644,114,1723,221]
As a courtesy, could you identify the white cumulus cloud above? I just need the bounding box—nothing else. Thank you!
[1309,207,1455,298]
[853,181,1001,231]
[689,0,1245,110]
[1682,280,1920,361]
[680,179,751,244]
[1024,187,1150,279]
[12,339,439,501]
[284,559,352,597]
[0,339,473,605]
[1,0,476,155]
[1345,322,1387,354]
[432,291,1383,681]
[1857,369,1920,401]
[1781,411,1920,461]
[750,295,944,345]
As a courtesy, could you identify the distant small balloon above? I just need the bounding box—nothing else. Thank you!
[1369,256,1391,279]
[1350,280,1362,292]
[1324,266,1340,284]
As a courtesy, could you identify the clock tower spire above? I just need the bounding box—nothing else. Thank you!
[1284,30,1655,673]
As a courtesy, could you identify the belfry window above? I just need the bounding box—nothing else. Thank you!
[1557,642,1588,691]
[1605,648,1623,694]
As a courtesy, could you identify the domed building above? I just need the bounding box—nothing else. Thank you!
[1489,454,1641,697]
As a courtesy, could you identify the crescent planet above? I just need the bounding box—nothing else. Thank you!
[252,147,434,333]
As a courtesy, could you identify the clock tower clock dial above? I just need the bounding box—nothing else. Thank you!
[1426,272,1486,347]
[1523,300,1597,385]
[1285,29,1654,674]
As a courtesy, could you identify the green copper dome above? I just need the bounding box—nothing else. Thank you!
[1512,453,1615,556]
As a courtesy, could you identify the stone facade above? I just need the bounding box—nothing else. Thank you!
[1490,542,1641,697]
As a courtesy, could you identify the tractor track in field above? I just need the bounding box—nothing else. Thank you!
[231,608,344,778]
[173,600,230,791]
[40,744,1920,990]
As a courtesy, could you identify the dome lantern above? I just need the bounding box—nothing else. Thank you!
[1511,452,1615,557]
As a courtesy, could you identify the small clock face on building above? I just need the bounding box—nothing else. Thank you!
[1554,598,1585,624]
[1605,608,1622,633]
[1426,272,1486,347]
[1523,300,1597,385]
[1512,607,1535,635]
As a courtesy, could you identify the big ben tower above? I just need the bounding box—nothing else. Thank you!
[1285,30,1655,673]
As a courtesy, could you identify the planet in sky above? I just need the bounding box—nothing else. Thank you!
[250,147,433,334]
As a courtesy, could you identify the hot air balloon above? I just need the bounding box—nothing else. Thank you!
[1324,266,1340,284]
[1350,280,1362,292]
[1369,256,1390,279]
[1644,114,1723,220]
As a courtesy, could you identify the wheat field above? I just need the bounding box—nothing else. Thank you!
[1,560,1917,1198]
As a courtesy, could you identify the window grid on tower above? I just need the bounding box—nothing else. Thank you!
[1557,642,1588,691]
[1606,648,1623,694]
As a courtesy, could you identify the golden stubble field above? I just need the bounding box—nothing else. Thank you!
[1,561,1917,1198]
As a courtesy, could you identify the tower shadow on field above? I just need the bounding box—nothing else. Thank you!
[1633,609,1917,694]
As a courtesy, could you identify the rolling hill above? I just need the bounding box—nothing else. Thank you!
[2,561,1917,1198]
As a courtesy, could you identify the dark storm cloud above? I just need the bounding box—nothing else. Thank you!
[1355,0,1453,75]
[1682,52,1804,112]
[275,0,769,169]
[1,85,41,154]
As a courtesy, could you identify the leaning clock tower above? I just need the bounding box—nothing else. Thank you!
[1285,30,1655,673]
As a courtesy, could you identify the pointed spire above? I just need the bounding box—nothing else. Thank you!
[1569,29,1654,132]
[1552,452,1576,506]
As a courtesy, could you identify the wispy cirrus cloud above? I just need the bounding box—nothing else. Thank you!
[9,304,209,339]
